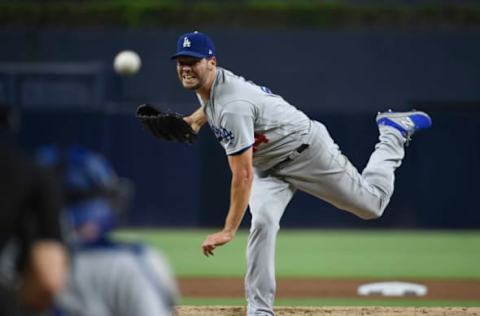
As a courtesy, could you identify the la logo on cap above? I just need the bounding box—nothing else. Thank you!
[183,37,191,48]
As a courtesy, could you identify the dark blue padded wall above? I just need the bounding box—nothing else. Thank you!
[1,29,479,113]
[1,28,479,227]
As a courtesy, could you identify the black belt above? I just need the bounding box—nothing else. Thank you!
[294,144,309,154]
[272,144,310,170]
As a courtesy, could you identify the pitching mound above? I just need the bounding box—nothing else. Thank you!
[176,306,480,316]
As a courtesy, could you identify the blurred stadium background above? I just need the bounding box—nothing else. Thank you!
[1,0,480,311]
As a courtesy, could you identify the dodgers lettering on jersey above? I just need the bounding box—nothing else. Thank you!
[200,67,311,171]
[211,125,235,143]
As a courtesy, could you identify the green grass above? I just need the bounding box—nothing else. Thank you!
[115,229,480,279]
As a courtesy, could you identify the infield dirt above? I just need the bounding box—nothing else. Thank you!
[176,306,480,316]
[177,278,480,315]
[179,277,480,300]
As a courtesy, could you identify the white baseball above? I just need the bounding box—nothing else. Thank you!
[113,50,141,76]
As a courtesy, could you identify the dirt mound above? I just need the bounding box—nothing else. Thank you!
[176,306,480,316]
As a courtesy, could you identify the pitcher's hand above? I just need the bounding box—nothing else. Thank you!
[201,230,234,257]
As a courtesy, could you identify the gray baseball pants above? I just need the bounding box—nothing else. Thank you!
[245,121,406,316]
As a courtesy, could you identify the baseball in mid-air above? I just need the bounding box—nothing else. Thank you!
[113,50,141,76]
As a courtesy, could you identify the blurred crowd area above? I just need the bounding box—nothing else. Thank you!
[1,0,480,29]
[2,0,479,5]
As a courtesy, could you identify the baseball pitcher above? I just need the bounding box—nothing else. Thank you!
[139,31,432,316]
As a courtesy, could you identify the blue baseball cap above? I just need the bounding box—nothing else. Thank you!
[171,31,216,60]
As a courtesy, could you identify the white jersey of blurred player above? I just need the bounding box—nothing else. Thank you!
[173,31,431,316]
[55,242,179,316]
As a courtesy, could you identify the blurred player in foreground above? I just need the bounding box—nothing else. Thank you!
[0,104,67,315]
[171,32,432,315]
[37,145,179,316]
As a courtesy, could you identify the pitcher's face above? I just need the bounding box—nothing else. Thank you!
[176,56,215,91]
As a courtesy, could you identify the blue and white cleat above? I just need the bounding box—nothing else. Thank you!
[376,110,432,140]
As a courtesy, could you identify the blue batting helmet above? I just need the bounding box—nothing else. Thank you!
[37,145,121,243]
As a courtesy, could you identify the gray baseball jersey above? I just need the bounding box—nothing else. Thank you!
[198,67,409,316]
[198,67,311,171]
[55,243,179,316]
